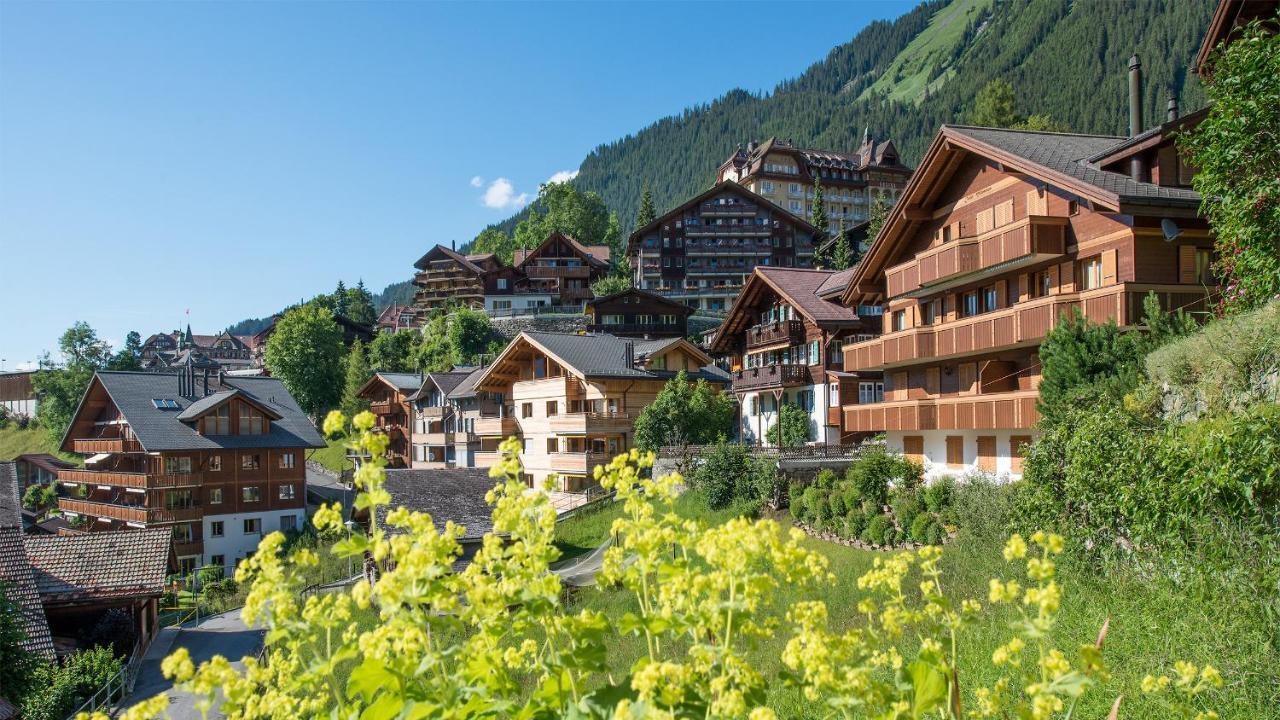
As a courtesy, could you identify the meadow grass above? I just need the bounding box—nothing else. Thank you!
[0,423,81,464]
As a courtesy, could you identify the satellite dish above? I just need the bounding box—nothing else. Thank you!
[1161,218,1182,242]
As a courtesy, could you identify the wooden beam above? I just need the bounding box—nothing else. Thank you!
[902,206,932,222]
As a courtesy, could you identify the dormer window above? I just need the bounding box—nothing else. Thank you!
[240,406,265,435]
[203,405,231,435]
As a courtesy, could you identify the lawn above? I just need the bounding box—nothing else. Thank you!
[308,436,354,474]
[555,492,1278,719]
[0,423,81,464]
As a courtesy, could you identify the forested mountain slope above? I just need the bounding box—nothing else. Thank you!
[484,0,1213,242]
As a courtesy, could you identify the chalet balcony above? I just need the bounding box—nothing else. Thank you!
[57,469,203,489]
[731,364,811,392]
[587,322,683,335]
[173,541,205,557]
[473,415,517,437]
[699,201,759,216]
[474,451,503,467]
[419,406,447,418]
[369,400,396,414]
[683,225,772,237]
[842,389,1040,433]
[885,216,1068,298]
[525,265,592,279]
[842,284,1209,372]
[57,498,203,524]
[745,319,805,349]
[548,411,632,434]
[546,451,615,475]
[416,431,453,445]
[71,438,143,454]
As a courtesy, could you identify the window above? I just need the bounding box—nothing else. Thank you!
[809,340,821,366]
[172,524,193,543]
[211,554,225,569]
[242,486,261,503]
[278,452,294,469]
[789,200,802,212]
[164,456,192,475]
[497,278,508,290]
[208,455,221,472]
[1195,248,1213,284]
[982,286,998,313]
[1080,256,1103,290]
[241,454,260,470]
[602,314,624,324]
[151,398,180,410]
[762,181,774,193]
[945,436,965,468]
[209,488,223,505]
[1068,200,1080,216]
[244,518,261,534]
[962,291,979,318]
[281,515,297,532]
[239,406,264,435]
[204,405,230,435]
[278,484,295,500]
[1035,270,1052,298]
[920,300,937,326]
[749,396,758,416]
[891,309,907,332]
[210,521,224,537]
[546,438,558,453]
[545,401,558,416]
[828,382,840,407]
[521,403,533,418]
[859,382,884,404]
[663,257,671,267]
[492,300,511,311]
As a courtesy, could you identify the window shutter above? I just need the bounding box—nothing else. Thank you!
[994,279,1008,309]
[1047,265,1060,294]
[1101,249,1117,285]
[995,199,1014,227]
[1017,273,1029,301]
[976,207,994,234]
[1059,261,1075,292]
[1179,245,1197,284]
[958,363,977,395]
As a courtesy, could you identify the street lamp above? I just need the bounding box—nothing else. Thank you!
[344,520,358,579]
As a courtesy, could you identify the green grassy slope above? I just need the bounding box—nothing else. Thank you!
[0,424,81,465]
[860,0,995,104]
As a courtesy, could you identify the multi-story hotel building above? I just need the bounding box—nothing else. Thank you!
[628,181,821,315]
[411,245,525,316]
[709,267,882,445]
[839,119,1215,479]
[717,134,912,226]
[471,331,727,490]
[355,372,423,469]
[55,364,323,573]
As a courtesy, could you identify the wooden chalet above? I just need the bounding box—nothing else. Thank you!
[404,370,474,469]
[354,372,422,469]
[585,287,693,338]
[512,232,611,307]
[709,267,879,446]
[411,245,518,315]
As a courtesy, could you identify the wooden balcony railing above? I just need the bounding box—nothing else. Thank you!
[71,438,144,454]
[547,452,615,474]
[731,364,811,392]
[416,431,453,445]
[885,216,1068,297]
[745,319,805,349]
[587,323,684,335]
[842,390,1041,433]
[173,541,205,557]
[842,284,1209,372]
[699,202,758,216]
[473,415,516,437]
[56,498,204,524]
[683,225,772,237]
[56,469,203,489]
[548,411,631,433]
[525,265,592,279]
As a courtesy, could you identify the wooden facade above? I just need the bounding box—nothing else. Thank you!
[513,232,611,306]
[356,373,420,468]
[585,288,693,338]
[838,124,1214,478]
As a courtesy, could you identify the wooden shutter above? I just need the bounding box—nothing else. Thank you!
[1059,261,1075,292]
[892,372,908,401]
[976,207,995,234]
[995,199,1014,227]
[945,436,964,468]
[903,436,924,463]
[1026,189,1046,216]
[1009,435,1033,474]
[994,279,1008,309]
[1179,245,1197,284]
[1101,248,1117,286]
[958,363,977,395]
[1017,273,1029,302]
[976,436,996,472]
[925,367,940,394]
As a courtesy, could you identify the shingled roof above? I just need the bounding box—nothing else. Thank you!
[709,268,865,354]
[25,528,174,604]
[523,332,654,380]
[0,527,54,658]
[406,370,475,402]
[380,468,500,540]
[943,125,1201,208]
[445,366,487,400]
[63,371,324,453]
[374,372,425,393]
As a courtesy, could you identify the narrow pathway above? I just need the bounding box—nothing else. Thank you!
[124,610,263,720]
[551,536,615,587]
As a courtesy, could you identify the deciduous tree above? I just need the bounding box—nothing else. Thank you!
[633,371,736,452]
[33,322,113,443]
[366,330,418,373]
[263,305,345,418]
[765,401,811,447]
[107,331,144,371]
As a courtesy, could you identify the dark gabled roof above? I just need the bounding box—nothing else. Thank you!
[175,389,282,422]
[523,332,653,380]
[25,528,174,604]
[709,268,863,353]
[445,366,487,400]
[632,337,714,368]
[70,371,324,453]
[380,468,500,540]
[585,288,694,316]
[413,244,487,273]
[943,125,1201,208]
[0,524,54,658]
[816,266,859,298]
[406,370,474,402]
[627,180,821,254]
[1195,0,1278,73]
[375,372,425,393]
[513,232,611,271]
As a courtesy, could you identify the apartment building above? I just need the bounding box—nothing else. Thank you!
[405,370,474,468]
[585,287,693,338]
[54,364,323,573]
[709,267,881,445]
[717,134,912,226]
[411,245,523,316]
[446,366,514,468]
[512,232,612,308]
[354,372,422,469]
[471,331,727,490]
[627,180,821,315]
[839,116,1214,479]
[141,326,258,372]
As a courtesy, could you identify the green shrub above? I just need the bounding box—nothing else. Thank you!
[813,468,838,489]
[890,490,922,531]
[828,493,846,518]
[883,525,900,547]
[925,520,947,546]
[922,476,955,513]
[861,514,890,545]
[799,487,823,523]
[909,513,933,544]
[846,447,922,507]
[693,441,754,510]
[787,481,805,511]
[844,508,868,538]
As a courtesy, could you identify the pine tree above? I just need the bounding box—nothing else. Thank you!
[831,218,852,270]
[636,184,657,228]
[334,280,350,317]
[809,176,829,238]
[341,339,372,417]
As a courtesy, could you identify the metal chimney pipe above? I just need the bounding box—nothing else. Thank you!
[1128,54,1147,182]
[1166,94,1179,122]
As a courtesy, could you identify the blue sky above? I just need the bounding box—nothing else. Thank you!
[0,0,914,369]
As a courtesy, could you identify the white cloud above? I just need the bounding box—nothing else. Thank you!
[469,175,484,188]
[546,169,579,184]
[482,178,529,210]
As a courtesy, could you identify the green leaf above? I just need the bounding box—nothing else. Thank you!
[347,658,391,702]
[907,659,948,719]
[358,691,401,720]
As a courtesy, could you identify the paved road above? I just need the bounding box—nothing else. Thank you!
[551,537,615,587]
[125,610,263,720]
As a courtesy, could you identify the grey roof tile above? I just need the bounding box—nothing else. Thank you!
[25,528,173,603]
[376,372,425,393]
[525,332,655,379]
[0,522,54,657]
[445,367,487,400]
[379,468,501,539]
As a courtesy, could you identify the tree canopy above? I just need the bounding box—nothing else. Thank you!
[33,322,114,442]
[263,305,345,418]
[632,371,737,452]
[765,402,811,448]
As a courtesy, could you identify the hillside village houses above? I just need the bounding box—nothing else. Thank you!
[836,54,1218,480]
